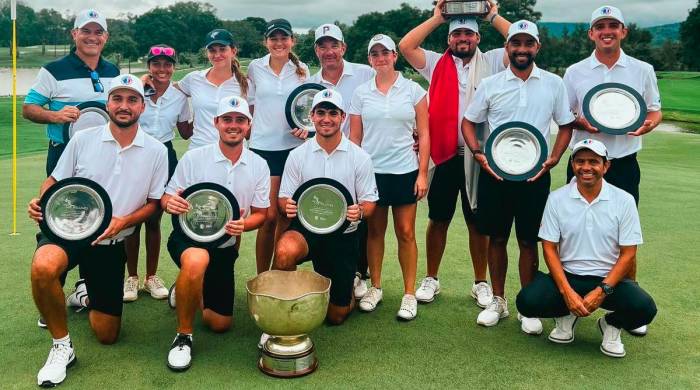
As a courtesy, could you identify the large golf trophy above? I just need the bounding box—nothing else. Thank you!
[247,270,331,378]
[434,0,490,17]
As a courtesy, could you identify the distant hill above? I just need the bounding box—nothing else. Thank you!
[539,22,681,46]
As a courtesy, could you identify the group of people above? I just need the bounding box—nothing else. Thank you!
[24,1,659,387]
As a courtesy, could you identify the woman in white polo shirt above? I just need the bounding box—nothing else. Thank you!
[124,44,192,303]
[177,29,247,150]
[349,34,429,321]
[247,19,309,273]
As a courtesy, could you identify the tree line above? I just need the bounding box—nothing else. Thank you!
[1,0,698,72]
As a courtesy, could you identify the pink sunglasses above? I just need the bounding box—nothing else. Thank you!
[149,46,175,57]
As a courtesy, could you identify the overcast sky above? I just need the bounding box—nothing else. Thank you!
[23,0,695,28]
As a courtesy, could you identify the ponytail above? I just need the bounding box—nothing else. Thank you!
[231,57,249,97]
[288,51,307,80]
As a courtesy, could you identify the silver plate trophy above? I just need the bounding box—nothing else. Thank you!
[292,178,354,235]
[485,121,548,181]
[433,0,490,17]
[62,101,110,142]
[173,182,240,248]
[247,270,331,378]
[582,82,647,135]
[39,177,112,246]
[285,83,325,137]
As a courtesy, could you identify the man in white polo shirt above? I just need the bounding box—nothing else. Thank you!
[162,96,270,372]
[462,21,575,333]
[309,23,376,298]
[516,139,657,358]
[27,74,168,387]
[399,0,510,307]
[274,89,378,325]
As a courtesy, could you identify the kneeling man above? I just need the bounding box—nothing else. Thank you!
[516,139,657,358]
[274,89,378,325]
[162,96,270,371]
[28,75,168,387]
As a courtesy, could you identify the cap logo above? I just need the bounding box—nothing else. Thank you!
[210,31,218,39]
[322,90,333,98]
[518,21,529,30]
[88,10,98,18]
[601,7,611,15]
[323,25,330,34]
[371,34,383,41]
[229,98,240,108]
[583,139,592,144]
[121,75,133,85]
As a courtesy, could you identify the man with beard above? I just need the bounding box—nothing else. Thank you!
[23,9,120,323]
[163,96,269,372]
[274,89,378,325]
[516,139,656,358]
[462,21,575,334]
[27,75,168,387]
[562,6,662,336]
[398,0,509,308]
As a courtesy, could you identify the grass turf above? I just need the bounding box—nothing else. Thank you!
[1,131,699,388]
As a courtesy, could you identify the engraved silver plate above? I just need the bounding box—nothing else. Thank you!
[178,189,233,243]
[582,83,647,135]
[45,184,106,241]
[285,83,325,134]
[297,184,348,235]
[491,128,542,176]
[439,0,490,17]
[63,102,110,142]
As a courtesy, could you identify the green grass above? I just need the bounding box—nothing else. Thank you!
[657,71,700,125]
[0,131,699,388]
[0,45,73,68]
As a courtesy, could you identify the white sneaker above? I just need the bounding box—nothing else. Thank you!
[353,273,368,299]
[359,287,383,312]
[144,275,169,300]
[167,334,193,371]
[598,316,626,358]
[38,316,47,329]
[37,342,76,387]
[66,279,88,310]
[476,296,509,327]
[628,324,648,336]
[470,282,493,308]
[415,277,440,303]
[548,313,578,344]
[517,313,543,335]
[397,294,418,321]
[168,284,176,309]
[123,276,139,302]
[258,333,270,350]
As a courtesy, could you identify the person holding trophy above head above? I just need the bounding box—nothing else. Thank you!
[398,0,510,308]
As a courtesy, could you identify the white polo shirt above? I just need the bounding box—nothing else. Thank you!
[166,143,271,247]
[309,60,375,136]
[563,50,661,159]
[52,124,168,240]
[349,73,426,174]
[247,54,309,151]
[417,48,506,147]
[279,136,379,233]
[139,83,192,143]
[464,65,575,150]
[178,68,242,150]
[539,179,643,277]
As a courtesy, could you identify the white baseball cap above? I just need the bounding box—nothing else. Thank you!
[108,74,144,99]
[74,9,108,31]
[572,139,608,159]
[312,89,344,111]
[507,20,540,43]
[216,95,252,120]
[448,18,479,34]
[590,5,625,27]
[315,23,344,43]
[367,34,396,54]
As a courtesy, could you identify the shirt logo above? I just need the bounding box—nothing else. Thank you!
[121,75,133,85]
[518,21,529,30]
[601,7,611,15]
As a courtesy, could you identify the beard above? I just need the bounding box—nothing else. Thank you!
[221,138,243,147]
[450,45,477,59]
[509,52,535,70]
[109,112,139,128]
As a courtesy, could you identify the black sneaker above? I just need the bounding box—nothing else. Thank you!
[168,283,176,309]
[167,334,192,372]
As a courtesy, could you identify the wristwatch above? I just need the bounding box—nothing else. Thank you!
[598,282,614,296]
[471,149,484,158]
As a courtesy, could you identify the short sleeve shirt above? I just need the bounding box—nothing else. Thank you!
[538,179,643,277]
[24,50,120,144]
[464,65,575,151]
[51,125,168,240]
[178,68,242,150]
[166,144,271,247]
[247,54,309,151]
[349,73,426,174]
[139,83,191,143]
[309,60,375,136]
[563,50,661,158]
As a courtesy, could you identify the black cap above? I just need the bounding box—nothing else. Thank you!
[204,29,234,48]
[265,19,293,38]
[146,44,176,63]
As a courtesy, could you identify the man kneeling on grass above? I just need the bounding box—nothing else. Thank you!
[516,139,657,358]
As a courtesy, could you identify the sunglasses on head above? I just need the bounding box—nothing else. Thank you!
[149,46,175,57]
[89,70,104,93]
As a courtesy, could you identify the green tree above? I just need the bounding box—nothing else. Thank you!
[680,0,700,70]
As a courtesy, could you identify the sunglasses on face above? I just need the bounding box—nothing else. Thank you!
[89,70,104,93]
[150,46,175,57]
